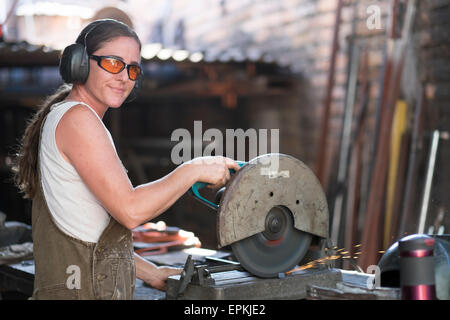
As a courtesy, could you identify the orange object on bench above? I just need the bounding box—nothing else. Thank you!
[132,221,201,256]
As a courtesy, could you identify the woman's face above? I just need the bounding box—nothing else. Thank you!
[85,36,141,108]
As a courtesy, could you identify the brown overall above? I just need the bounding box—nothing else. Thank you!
[31,114,136,300]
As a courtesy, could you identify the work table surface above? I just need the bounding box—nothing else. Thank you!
[0,251,397,300]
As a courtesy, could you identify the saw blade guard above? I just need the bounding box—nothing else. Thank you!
[216,153,329,248]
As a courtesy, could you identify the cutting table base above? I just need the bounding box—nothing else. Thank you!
[166,268,342,300]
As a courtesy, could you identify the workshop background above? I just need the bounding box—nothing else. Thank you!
[0,0,449,271]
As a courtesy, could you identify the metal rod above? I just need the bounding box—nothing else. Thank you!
[315,0,344,186]
[344,50,370,264]
[417,130,440,234]
[331,43,360,246]
[205,256,240,265]
[398,85,424,237]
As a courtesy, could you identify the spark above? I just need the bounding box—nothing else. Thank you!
[285,254,343,275]
[285,243,378,276]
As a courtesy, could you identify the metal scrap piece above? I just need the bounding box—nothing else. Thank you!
[176,255,195,297]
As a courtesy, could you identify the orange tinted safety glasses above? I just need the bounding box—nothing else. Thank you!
[89,55,142,81]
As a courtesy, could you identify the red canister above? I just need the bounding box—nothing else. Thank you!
[398,234,436,300]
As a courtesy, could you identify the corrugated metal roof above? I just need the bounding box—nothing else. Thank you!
[0,41,61,67]
[0,40,281,67]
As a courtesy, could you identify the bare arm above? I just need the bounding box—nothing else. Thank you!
[56,105,239,230]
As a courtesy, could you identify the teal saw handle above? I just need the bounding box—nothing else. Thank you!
[189,161,246,210]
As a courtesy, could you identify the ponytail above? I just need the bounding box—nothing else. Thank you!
[13,84,72,199]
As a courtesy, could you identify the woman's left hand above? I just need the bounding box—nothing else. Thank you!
[146,266,182,291]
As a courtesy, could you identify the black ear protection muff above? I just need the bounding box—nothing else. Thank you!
[59,21,99,84]
[59,42,90,84]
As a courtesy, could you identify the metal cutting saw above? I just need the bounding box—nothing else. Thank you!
[166,153,340,299]
[192,153,329,277]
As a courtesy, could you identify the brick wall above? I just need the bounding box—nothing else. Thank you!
[129,0,389,182]
[128,0,449,243]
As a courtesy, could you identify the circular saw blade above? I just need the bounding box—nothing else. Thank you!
[231,206,312,278]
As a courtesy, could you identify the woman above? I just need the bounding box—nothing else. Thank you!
[14,19,239,299]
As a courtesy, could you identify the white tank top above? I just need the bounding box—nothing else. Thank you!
[39,101,115,243]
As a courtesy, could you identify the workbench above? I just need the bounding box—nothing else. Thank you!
[0,259,165,300]
[0,250,400,300]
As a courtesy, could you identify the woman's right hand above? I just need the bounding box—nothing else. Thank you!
[187,156,241,190]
